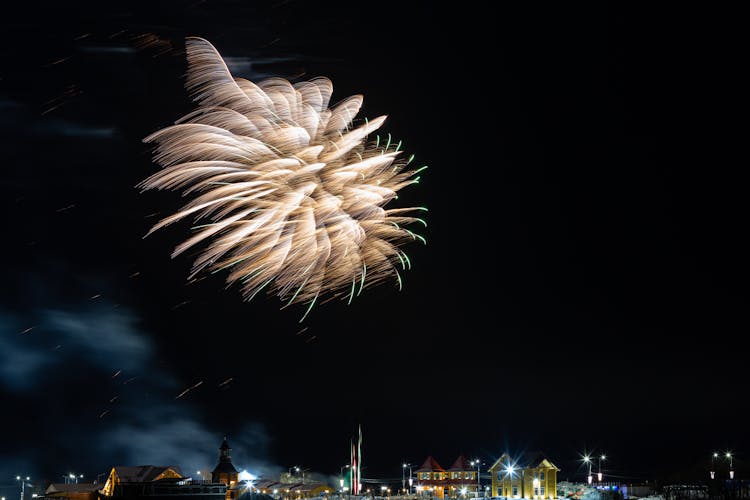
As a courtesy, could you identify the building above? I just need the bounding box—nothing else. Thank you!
[488,452,559,499]
[99,465,226,500]
[101,466,184,496]
[254,478,333,499]
[212,437,240,499]
[44,483,100,500]
[415,456,479,498]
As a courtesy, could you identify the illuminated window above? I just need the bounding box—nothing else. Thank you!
[540,487,545,497]
[512,486,518,497]
[540,472,545,481]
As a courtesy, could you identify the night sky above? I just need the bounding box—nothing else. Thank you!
[1,1,747,491]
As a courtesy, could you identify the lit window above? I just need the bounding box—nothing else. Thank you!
[540,487,545,497]
[540,472,545,481]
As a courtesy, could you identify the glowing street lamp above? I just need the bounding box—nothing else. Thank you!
[470,460,482,498]
[402,463,413,495]
[710,452,718,479]
[17,476,31,500]
[726,452,734,479]
[597,455,605,482]
[583,456,592,485]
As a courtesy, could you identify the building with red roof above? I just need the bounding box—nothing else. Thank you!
[415,455,480,499]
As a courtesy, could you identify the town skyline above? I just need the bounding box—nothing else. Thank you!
[1,0,746,494]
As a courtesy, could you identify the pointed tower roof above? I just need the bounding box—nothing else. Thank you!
[416,456,445,472]
[213,436,239,475]
[448,455,473,472]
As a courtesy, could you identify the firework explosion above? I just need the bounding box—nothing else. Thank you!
[139,38,426,318]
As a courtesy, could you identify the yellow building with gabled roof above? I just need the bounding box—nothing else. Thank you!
[488,452,559,499]
[100,466,183,497]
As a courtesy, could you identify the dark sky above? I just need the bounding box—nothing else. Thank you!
[0,1,746,492]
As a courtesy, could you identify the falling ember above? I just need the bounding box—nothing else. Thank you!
[175,380,204,400]
[139,37,426,317]
[111,370,122,378]
[217,377,234,388]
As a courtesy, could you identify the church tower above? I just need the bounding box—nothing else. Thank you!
[212,436,239,497]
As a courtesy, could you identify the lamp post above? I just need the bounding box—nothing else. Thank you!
[402,464,406,495]
[710,452,718,480]
[403,463,411,496]
[470,460,482,498]
[597,455,605,483]
[583,456,592,485]
[726,452,734,480]
[17,476,31,500]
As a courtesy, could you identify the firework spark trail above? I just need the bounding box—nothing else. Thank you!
[175,380,203,400]
[139,38,426,315]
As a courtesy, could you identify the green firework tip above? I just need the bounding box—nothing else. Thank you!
[406,154,415,165]
[285,278,309,307]
[416,206,429,212]
[248,278,273,301]
[301,261,315,276]
[403,252,412,270]
[405,230,426,244]
[415,218,427,227]
[299,293,319,323]
[357,264,367,296]
[375,135,380,147]
[212,255,251,273]
[395,140,402,152]
[240,267,265,283]
[347,279,356,305]
[413,165,429,174]
[395,269,402,291]
[385,133,391,150]
[396,252,406,270]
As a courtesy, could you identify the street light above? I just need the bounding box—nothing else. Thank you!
[470,459,482,498]
[710,452,718,479]
[17,475,31,500]
[403,463,413,495]
[583,456,592,485]
[597,455,605,482]
[726,452,734,479]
